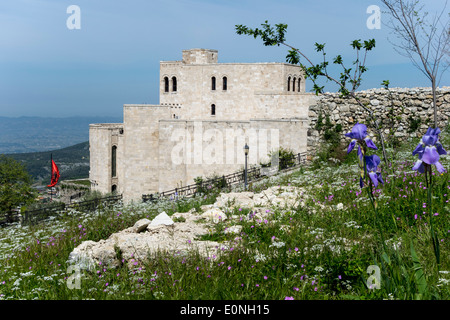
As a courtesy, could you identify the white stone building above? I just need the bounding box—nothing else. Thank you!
[89,49,313,202]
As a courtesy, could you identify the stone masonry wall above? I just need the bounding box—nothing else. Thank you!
[307,87,450,157]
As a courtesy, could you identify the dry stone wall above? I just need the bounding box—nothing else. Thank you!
[307,87,450,157]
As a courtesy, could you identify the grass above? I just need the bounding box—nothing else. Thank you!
[0,129,449,300]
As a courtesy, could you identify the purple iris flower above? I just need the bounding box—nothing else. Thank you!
[345,123,378,159]
[412,127,447,173]
[364,154,384,188]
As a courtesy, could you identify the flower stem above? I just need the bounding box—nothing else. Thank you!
[426,164,440,270]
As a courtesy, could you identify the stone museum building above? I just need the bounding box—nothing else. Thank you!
[89,48,312,202]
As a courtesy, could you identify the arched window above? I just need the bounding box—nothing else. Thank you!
[164,77,169,93]
[222,76,227,91]
[292,78,296,92]
[111,146,117,178]
[111,185,117,193]
[287,76,291,91]
[172,76,177,92]
[211,77,216,90]
[298,78,301,92]
[211,104,216,116]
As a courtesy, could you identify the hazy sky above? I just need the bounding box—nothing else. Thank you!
[0,0,448,118]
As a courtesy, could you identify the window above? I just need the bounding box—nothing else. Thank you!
[222,76,227,91]
[111,146,117,178]
[211,104,216,116]
[164,77,169,92]
[287,76,291,91]
[292,78,296,92]
[172,76,177,92]
[211,76,216,90]
[298,78,301,92]
[111,185,117,193]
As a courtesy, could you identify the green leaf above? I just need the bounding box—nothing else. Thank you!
[381,252,391,265]
[381,80,390,89]
[286,49,299,65]
[410,241,428,296]
[333,55,343,64]
[314,43,325,52]
[363,39,376,50]
[351,39,362,50]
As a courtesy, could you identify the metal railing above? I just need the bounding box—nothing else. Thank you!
[142,152,307,202]
[0,194,122,227]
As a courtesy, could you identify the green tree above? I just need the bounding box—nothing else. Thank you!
[235,21,390,166]
[0,155,37,214]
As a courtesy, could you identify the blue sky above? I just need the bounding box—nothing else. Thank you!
[0,0,448,118]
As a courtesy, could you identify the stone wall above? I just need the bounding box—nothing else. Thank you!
[156,118,308,194]
[89,123,123,194]
[307,87,450,156]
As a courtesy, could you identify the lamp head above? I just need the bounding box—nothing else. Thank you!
[244,143,249,156]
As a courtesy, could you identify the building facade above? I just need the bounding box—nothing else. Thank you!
[89,49,313,202]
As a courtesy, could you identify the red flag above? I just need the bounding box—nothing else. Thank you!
[47,159,60,187]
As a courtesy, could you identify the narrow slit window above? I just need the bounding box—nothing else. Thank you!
[292,78,296,92]
[287,77,291,91]
[172,76,177,92]
[223,76,227,91]
[298,78,301,92]
[211,77,216,90]
[111,146,117,178]
[211,104,216,116]
[164,77,169,93]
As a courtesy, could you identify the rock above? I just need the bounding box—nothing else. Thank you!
[215,192,255,208]
[201,208,227,223]
[67,240,97,271]
[224,225,242,234]
[150,211,174,226]
[133,218,152,233]
[200,204,214,212]
[68,214,224,270]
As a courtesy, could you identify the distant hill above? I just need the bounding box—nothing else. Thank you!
[0,116,122,154]
[6,141,90,182]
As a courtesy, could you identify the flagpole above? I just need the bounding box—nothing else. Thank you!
[50,153,53,202]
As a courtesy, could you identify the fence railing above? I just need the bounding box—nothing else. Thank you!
[0,194,122,227]
[142,152,307,202]
[69,191,86,202]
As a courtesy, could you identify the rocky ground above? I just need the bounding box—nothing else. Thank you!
[68,185,309,271]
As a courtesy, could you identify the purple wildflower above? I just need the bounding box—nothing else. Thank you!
[345,123,378,159]
[412,127,447,173]
[365,154,384,188]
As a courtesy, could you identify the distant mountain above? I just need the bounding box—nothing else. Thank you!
[0,116,122,154]
[6,141,90,182]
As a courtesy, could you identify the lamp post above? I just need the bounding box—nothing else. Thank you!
[244,143,249,190]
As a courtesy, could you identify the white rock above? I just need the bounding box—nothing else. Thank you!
[67,240,97,271]
[133,218,151,233]
[224,225,242,234]
[201,208,227,223]
[150,211,174,226]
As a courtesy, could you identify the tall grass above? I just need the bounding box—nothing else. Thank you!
[0,132,449,300]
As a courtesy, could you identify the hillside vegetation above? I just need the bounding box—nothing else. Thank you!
[5,141,89,182]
